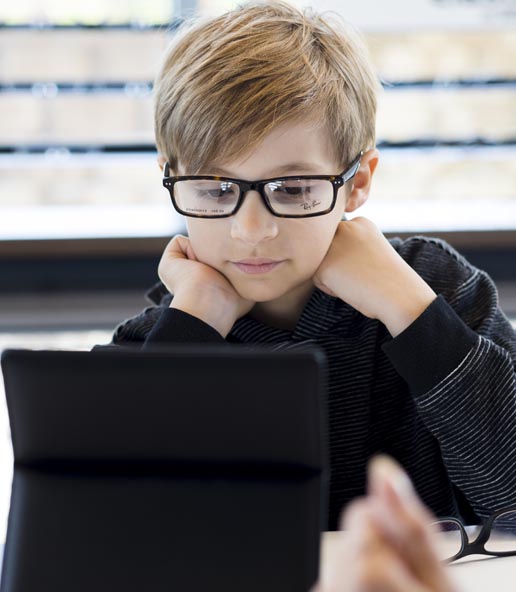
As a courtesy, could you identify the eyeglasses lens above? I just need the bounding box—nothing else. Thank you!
[264,179,333,216]
[485,510,516,553]
[174,180,239,217]
[432,520,463,561]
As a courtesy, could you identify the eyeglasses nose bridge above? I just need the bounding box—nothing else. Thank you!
[239,180,261,193]
[236,181,269,207]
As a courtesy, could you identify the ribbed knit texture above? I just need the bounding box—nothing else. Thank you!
[94,236,516,530]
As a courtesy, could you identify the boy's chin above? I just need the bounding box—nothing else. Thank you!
[231,281,289,303]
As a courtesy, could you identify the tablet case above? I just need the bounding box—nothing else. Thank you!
[0,345,327,592]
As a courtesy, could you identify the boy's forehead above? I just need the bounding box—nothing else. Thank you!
[207,160,331,178]
[179,121,340,177]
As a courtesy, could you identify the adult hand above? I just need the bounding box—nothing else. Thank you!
[158,234,255,337]
[315,456,459,592]
[313,217,437,337]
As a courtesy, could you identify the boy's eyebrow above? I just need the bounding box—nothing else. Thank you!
[208,162,329,178]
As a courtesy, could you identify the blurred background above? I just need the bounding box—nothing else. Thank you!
[0,0,515,539]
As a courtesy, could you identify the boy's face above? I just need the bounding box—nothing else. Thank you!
[176,121,368,304]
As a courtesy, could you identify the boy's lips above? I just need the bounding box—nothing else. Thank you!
[232,258,285,274]
[234,258,282,265]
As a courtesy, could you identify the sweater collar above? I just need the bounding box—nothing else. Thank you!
[230,286,354,343]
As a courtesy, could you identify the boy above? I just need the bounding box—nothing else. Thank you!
[96,1,516,531]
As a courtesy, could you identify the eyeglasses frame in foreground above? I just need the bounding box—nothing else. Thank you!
[433,504,516,563]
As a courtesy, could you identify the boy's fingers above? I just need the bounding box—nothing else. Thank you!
[161,235,199,264]
[158,235,198,293]
[164,235,189,258]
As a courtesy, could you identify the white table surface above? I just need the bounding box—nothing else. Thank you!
[320,531,516,592]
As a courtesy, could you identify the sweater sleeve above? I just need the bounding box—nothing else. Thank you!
[382,248,516,519]
[92,290,226,351]
[141,308,225,346]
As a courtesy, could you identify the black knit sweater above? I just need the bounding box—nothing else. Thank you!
[94,235,516,530]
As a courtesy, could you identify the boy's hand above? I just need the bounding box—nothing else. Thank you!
[313,217,437,337]
[157,234,255,337]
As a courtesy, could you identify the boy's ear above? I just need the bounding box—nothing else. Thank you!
[157,153,167,172]
[344,148,379,213]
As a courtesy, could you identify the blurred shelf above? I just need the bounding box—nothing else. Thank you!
[0,290,147,332]
[1,85,515,145]
[0,283,514,333]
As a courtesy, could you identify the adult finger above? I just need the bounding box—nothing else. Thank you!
[343,502,431,592]
[366,456,457,592]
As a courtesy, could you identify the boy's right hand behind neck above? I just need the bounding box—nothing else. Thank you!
[157,234,255,338]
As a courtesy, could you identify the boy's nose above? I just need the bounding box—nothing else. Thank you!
[230,190,279,245]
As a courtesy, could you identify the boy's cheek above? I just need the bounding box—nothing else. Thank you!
[186,232,220,266]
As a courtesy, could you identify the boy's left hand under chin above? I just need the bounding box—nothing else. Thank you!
[313,216,438,338]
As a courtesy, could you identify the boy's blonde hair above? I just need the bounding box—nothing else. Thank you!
[153,1,381,174]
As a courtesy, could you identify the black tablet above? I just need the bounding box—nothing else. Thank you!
[0,345,327,592]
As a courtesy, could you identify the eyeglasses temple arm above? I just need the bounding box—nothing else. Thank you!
[342,151,363,184]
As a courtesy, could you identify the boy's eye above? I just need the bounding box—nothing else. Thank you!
[195,182,237,200]
[207,188,229,198]
[268,182,313,199]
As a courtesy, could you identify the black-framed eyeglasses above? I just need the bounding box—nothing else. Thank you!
[162,151,363,219]
[432,505,516,562]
